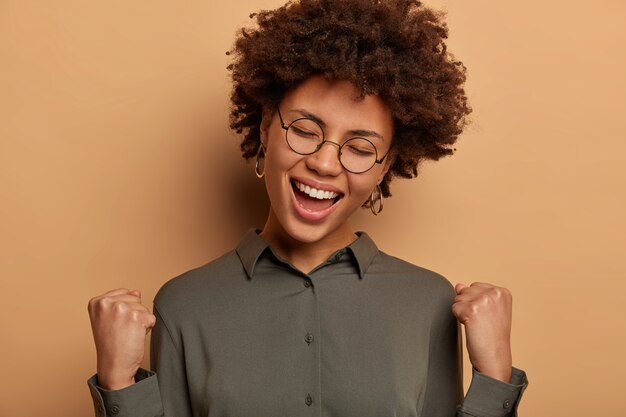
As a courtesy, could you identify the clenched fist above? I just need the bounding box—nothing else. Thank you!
[452,282,513,383]
[88,288,156,390]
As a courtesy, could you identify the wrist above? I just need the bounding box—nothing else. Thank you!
[96,368,136,390]
[475,353,512,383]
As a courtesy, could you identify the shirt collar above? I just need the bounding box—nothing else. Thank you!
[235,229,379,279]
[347,231,380,279]
[236,229,269,279]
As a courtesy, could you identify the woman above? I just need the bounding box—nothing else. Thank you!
[87,1,528,416]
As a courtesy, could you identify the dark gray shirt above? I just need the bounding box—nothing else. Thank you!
[88,230,527,417]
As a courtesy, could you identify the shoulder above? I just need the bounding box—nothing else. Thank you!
[371,250,456,301]
[373,251,458,324]
[153,249,244,311]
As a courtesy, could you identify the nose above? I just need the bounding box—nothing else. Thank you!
[305,140,343,177]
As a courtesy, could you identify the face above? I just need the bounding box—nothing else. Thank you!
[259,75,393,246]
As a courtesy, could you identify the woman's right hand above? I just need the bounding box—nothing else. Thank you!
[87,288,156,390]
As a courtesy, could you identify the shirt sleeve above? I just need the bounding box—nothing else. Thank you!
[459,367,528,417]
[87,369,163,417]
[419,285,529,417]
[86,304,192,417]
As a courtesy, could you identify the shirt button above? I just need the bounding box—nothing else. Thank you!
[303,280,311,288]
[305,393,313,406]
[503,399,511,409]
[305,333,314,344]
[110,404,120,414]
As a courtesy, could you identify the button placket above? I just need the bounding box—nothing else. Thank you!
[298,271,320,412]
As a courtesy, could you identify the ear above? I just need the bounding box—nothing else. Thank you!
[377,149,395,184]
[259,108,274,150]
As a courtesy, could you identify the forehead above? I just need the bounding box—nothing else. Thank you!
[279,75,393,139]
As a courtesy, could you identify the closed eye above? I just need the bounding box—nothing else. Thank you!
[344,141,376,156]
[291,126,321,139]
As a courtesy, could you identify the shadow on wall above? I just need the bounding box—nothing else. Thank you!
[226,157,271,231]
[189,131,270,245]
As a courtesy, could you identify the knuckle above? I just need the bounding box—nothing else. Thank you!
[474,294,487,306]
[89,297,110,314]
[112,300,129,314]
[483,289,498,303]
[87,296,98,312]
[470,303,481,315]
[489,286,512,303]
[131,308,147,321]
[99,296,113,309]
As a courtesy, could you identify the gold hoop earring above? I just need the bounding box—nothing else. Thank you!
[369,184,383,215]
[255,145,265,178]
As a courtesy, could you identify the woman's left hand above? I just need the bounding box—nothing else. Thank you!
[452,282,513,383]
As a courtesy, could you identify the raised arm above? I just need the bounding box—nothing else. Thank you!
[419,281,527,417]
[453,282,528,416]
[87,289,164,417]
[88,288,156,389]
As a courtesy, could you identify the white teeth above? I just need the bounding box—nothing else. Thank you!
[293,180,339,200]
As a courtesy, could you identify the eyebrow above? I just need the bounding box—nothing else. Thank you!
[287,108,386,142]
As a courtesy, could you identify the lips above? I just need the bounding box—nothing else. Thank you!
[292,179,341,200]
[289,178,344,221]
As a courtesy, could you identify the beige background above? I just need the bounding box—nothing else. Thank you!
[1,1,624,416]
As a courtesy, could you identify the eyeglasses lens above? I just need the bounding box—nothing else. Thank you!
[285,119,378,173]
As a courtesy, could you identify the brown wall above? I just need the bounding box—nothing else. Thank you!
[1,1,624,416]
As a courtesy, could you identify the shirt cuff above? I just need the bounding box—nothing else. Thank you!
[87,368,164,417]
[459,367,528,417]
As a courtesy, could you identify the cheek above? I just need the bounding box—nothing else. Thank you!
[264,145,299,178]
[347,176,377,205]
[262,146,301,198]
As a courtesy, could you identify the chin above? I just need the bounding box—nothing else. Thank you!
[282,220,336,245]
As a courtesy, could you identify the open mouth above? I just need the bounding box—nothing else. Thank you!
[291,179,343,213]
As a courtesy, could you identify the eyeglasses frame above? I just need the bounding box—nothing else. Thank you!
[275,107,391,174]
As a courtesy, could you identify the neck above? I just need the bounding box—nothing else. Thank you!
[259,209,357,274]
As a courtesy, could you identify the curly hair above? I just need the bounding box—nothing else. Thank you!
[228,0,471,198]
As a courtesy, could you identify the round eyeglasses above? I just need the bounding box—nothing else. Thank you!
[276,108,391,174]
